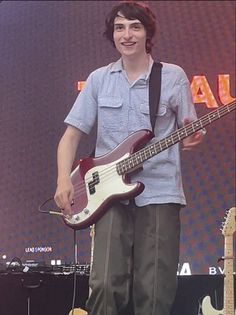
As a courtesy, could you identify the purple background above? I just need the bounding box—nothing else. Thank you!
[0,1,235,274]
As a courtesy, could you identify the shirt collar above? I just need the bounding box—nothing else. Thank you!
[110,58,123,73]
[144,56,154,80]
[110,56,154,81]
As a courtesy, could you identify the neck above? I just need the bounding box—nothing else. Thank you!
[122,53,150,82]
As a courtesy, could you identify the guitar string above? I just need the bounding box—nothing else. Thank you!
[72,101,236,199]
[70,101,236,199]
[71,102,236,198]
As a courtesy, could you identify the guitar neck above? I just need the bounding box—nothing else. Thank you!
[224,235,235,315]
[117,101,235,175]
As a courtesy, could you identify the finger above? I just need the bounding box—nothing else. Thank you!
[54,194,63,209]
[68,188,74,204]
[61,194,72,210]
[54,192,71,212]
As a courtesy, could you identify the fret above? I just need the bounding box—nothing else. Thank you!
[149,146,153,156]
[116,101,235,176]
[193,122,201,131]
[164,138,169,148]
[138,150,145,161]
[211,113,218,120]
[130,158,136,170]
[130,155,138,168]
[140,150,146,162]
[122,162,128,172]
[119,164,124,174]
[153,143,159,154]
[165,137,172,147]
[116,165,121,174]
[170,135,175,144]
[118,164,123,174]
[147,146,153,157]
[150,145,156,155]
[222,209,235,315]
[183,128,188,137]
[128,159,133,168]
[177,131,181,141]
[136,152,142,163]
[132,155,138,166]
[135,154,141,164]
[179,130,184,138]
[143,149,148,159]
[191,123,196,132]
[153,145,157,154]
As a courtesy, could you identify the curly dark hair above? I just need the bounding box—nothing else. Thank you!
[104,1,156,53]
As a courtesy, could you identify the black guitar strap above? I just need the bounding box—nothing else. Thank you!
[89,62,162,158]
[149,61,163,132]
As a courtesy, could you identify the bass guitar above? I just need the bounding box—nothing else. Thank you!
[202,207,236,315]
[62,101,235,230]
[69,308,87,315]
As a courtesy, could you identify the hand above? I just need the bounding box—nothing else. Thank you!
[54,177,74,215]
[182,119,205,151]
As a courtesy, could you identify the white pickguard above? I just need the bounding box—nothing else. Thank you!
[202,296,224,315]
[85,153,136,212]
[67,153,138,225]
[64,103,235,229]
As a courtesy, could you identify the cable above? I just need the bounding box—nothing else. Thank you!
[38,197,63,216]
[71,229,78,315]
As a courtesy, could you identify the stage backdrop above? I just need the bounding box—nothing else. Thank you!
[0,1,235,275]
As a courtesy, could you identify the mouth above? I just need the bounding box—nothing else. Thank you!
[121,42,136,47]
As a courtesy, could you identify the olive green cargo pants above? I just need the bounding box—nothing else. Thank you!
[86,202,181,315]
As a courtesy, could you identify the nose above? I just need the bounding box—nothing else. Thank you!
[123,27,132,39]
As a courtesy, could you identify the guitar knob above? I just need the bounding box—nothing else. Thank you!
[84,208,90,215]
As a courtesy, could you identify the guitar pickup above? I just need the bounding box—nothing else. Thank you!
[88,171,100,195]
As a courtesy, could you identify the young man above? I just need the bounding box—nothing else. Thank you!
[54,1,204,314]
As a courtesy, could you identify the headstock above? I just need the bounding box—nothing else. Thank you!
[221,207,236,236]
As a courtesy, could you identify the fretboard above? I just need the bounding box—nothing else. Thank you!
[117,101,235,175]
[224,236,235,315]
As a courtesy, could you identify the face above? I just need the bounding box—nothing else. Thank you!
[113,14,147,58]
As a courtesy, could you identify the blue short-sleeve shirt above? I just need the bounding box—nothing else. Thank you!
[65,57,198,206]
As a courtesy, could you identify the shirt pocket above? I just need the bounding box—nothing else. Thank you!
[157,104,169,131]
[98,96,124,131]
[140,102,168,131]
[139,102,151,128]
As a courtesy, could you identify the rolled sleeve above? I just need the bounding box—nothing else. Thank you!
[64,72,98,134]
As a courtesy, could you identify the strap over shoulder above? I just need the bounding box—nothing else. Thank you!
[149,62,163,132]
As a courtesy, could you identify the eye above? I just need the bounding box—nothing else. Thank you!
[132,23,142,30]
[114,24,124,31]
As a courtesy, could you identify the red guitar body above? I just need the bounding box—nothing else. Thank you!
[63,129,154,229]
